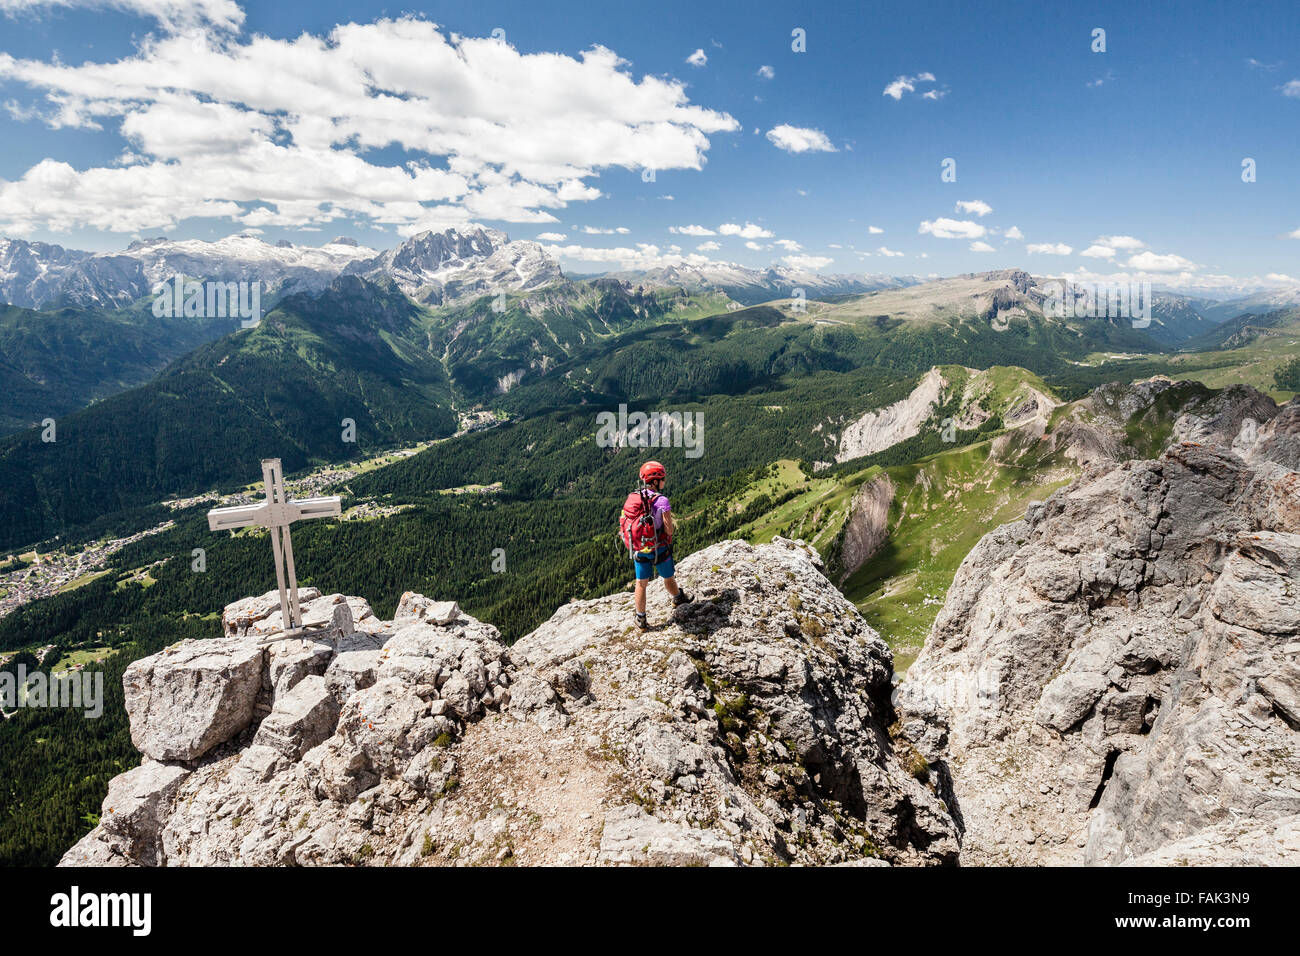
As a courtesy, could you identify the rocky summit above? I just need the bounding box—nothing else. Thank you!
[61,539,957,867]
[898,440,1300,865]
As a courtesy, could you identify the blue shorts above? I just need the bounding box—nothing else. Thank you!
[632,545,675,581]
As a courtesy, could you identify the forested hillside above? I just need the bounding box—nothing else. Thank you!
[0,301,239,434]
[427,278,733,401]
[0,278,459,550]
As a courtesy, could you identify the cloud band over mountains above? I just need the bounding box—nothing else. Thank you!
[0,15,738,235]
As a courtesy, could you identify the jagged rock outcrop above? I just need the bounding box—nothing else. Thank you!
[834,472,895,581]
[344,227,560,306]
[1049,377,1281,467]
[898,440,1300,865]
[61,539,958,868]
[123,639,266,762]
[1243,398,1300,472]
[836,368,946,462]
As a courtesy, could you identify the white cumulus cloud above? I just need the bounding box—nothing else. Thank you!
[955,200,992,217]
[541,241,718,270]
[969,240,995,253]
[1126,251,1197,272]
[0,17,739,235]
[1080,244,1116,259]
[719,221,774,239]
[765,124,837,153]
[686,48,708,67]
[783,254,832,270]
[1098,235,1145,250]
[919,217,986,239]
[1027,243,1073,255]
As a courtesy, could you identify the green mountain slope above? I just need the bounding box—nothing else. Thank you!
[1144,293,1222,346]
[0,302,238,434]
[428,277,732,402]
[1181,306,1300,351]
[0,269,1174,553]
[674,371,1276,667]
[0,277,457,550]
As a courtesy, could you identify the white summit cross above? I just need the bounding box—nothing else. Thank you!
[207,458,341,639]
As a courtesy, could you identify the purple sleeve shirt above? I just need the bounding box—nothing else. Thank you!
[651,494,671,533]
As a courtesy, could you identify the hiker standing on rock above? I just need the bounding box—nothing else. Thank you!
[620,460,692,629]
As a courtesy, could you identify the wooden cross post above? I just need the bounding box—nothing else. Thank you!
[207,458,341,646]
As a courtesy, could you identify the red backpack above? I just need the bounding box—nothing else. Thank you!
[619,489,663,555]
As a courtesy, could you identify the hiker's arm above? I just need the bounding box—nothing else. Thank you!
[662,511,675,538]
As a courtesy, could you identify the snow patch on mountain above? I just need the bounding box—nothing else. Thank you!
[344,227,562,305]
[0,235,379,310]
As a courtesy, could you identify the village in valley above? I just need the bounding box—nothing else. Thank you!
[0,411,512,720]
[0,521,175,624]
[0,424,503,629]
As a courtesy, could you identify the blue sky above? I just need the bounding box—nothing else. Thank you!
[1,0,1297,292]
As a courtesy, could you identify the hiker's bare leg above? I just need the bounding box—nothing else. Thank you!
[635,580,648,614]
[663,576,680,597]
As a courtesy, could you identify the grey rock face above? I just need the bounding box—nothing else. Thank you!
[899,442,1300,865]
[597,805,739,866]
[123,638,265,762]
[393,592,462,624]
[253,676,338,759]
[60,761,189,866]
[62,539,958,867]
[835,472,895,581]
[344,227,561,306]
[324,650,381,705]
[0,238,94,308]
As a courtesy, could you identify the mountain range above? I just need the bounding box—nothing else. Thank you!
[8,226,1295,323]
[1,253,1280,550]
[0,228,916,314]
[39,372,1300,869]
[4,227,1296,437]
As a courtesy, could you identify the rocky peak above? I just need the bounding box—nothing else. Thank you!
[0,238,94,309]
[898,440,1300,864]
[388,226,510,272]
[985,268,1034,292]
[62,539,957,867]
[345,226,561,306]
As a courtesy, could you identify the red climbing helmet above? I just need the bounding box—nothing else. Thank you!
[639,460,667,484]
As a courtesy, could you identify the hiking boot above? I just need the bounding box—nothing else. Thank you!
[634,611,649,630]
[671,590,693,607]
